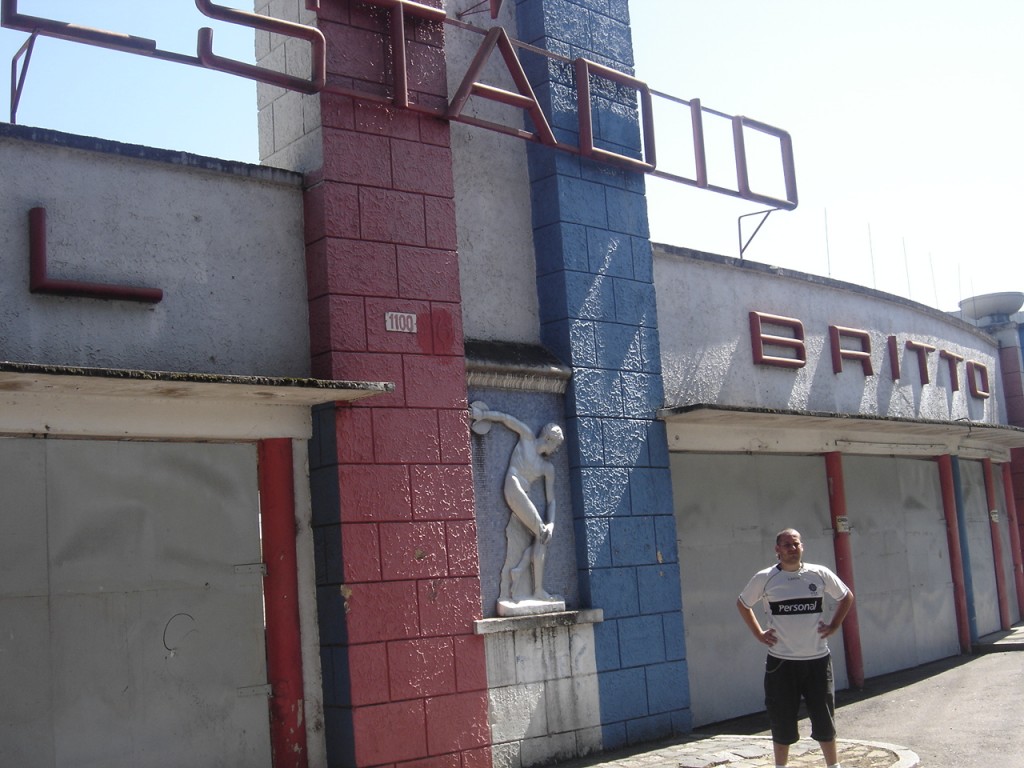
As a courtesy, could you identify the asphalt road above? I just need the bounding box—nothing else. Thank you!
[696,649,1024,767]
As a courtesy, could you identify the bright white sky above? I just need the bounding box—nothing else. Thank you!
[2,1,1022,312]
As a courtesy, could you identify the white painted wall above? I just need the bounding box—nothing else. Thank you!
[655,247,1001,424]
[0,127,310,377]
[446,5,542,345]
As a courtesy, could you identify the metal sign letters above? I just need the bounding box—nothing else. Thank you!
[3,0,798,210]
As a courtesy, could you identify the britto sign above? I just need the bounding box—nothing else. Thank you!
[749,311,992,400]
[3,0,798,211]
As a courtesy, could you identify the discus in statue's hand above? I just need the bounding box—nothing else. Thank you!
[469,400,492,434]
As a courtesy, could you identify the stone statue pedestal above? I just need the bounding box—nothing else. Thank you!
[497,596,566,618]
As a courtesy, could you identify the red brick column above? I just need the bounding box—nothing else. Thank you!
[303,4,489,768]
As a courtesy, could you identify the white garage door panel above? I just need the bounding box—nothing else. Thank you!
[0,595,55,765]
[0,439,47,596]
[46,441,262,593]
[959,460,1000,637]
[672,452,845,727]
[843,456,958,676]
[0,438,271,768]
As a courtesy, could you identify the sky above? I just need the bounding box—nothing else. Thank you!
[2,1,1022,313]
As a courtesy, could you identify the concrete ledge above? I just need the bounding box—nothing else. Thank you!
[0,123,303,186]
[473,608,603,635]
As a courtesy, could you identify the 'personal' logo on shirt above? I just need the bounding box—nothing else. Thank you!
[770,597,823,615]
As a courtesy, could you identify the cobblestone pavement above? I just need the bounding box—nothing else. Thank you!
[644,736,918,767]
[580,736,918,768]
[561,628,1024,768]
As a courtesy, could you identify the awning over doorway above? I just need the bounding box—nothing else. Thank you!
[0,361,393,441]
[659,403,1024,462]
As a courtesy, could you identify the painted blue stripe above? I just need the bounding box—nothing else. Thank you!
[951,456,979,642]
[515,0,691,748]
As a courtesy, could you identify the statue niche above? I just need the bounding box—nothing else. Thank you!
[470,401,566,617]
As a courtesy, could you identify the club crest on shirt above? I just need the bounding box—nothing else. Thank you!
[809,584,818,592]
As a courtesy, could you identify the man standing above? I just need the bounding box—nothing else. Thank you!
[737,528,855,768]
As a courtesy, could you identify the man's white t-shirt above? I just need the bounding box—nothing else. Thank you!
[738,562,850,660]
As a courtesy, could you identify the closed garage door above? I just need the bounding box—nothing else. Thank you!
[0,438,272,768]
[671,452,847,727]
[843,455,959,677]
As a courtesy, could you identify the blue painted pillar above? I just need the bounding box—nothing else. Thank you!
[515,0,692,746]
[951,457,980,643]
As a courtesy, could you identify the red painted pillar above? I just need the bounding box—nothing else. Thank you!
[259,438,309,768]
[938,454,972,653]
[1012,449,1024,570]
[982,459,1012,630]
[1001,462,1024,617]
[997,341,1024,567]
[824,452,864,688]
[303,4,490,768]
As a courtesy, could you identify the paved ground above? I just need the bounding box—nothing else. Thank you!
[562,623,1024,768]
[596,735,916,768]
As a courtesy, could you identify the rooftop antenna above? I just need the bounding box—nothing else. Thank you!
[867,223,877,289]
[957,264,964,317]
[929,253,938,308]
[824,208,832,277]
[902,237,912,301]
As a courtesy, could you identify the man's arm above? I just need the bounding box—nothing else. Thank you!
[818,590,855,638]
[538,467,556,542]
[470,403,533,440]
[736,598,777,647]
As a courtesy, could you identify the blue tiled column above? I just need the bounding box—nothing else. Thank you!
[515,0,692,746]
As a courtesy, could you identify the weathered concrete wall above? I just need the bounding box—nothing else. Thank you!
[0,125,310,377]
[255,0,323,173]
[655,247,1002,424]
[480,619,603,768]
[446,4,541,344]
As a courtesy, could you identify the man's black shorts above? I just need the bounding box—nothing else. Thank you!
[763,653,836,745]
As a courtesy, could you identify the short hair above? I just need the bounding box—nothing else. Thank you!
[776,528,802,545]
[540,423,564,445]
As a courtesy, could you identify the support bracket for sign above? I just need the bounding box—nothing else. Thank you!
[8,27,35,124]
[456,0,504,19]
[737,207,779,259]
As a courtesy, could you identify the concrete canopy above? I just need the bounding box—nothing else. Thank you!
[660,403,1024,462]
[0,361,392,440]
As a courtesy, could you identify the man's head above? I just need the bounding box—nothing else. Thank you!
[775,528,803,571]
[538,423,564,456]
